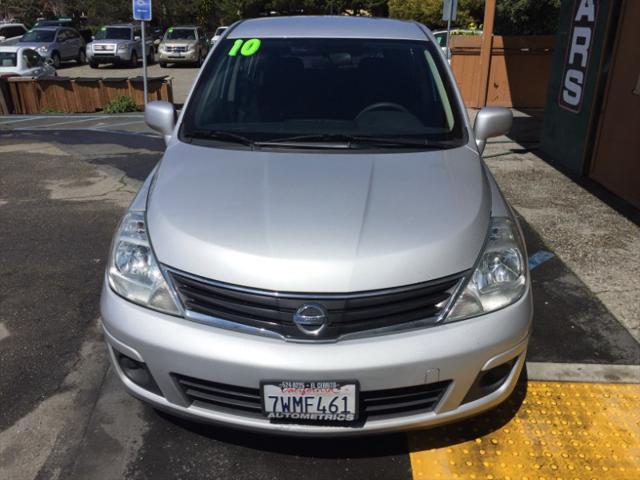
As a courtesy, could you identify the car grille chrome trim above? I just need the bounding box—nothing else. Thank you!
[165,267,469,342]
[174,373,452,421]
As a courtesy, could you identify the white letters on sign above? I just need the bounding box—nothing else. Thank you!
[559,0,598,112]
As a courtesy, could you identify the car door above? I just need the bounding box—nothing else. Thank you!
[55,29,70,59]
[66,29,83,58]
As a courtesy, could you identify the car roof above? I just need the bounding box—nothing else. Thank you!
[229,16,428,40]
[0,23,26,27]
[104,24,134,28]
[31,26,61,31]
[170,26,197,29]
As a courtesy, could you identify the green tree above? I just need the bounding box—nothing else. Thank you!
[495,0,561,35]
[388,0,483,30]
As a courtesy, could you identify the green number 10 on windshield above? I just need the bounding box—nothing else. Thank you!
[228,39,262,57]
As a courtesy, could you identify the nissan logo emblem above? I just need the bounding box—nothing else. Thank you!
[293,303,329,336]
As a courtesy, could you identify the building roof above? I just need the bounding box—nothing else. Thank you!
[229,16,428,40]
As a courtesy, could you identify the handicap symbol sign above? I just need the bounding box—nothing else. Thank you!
[133,0,152,21]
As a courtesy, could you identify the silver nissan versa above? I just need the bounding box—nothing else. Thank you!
[101,16,532,435]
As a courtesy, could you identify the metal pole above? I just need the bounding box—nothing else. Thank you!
[445,0,454,60]
[141,19,148,107]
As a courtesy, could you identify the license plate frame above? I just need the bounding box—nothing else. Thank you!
[261,380,359,423]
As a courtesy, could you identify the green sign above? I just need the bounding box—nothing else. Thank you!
[228,39,262,57]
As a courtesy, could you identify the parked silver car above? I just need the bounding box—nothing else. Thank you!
[158,26,209,67]
[87,24,154,68]
[17,26,85,68]
[0,46,56,77]
[210,26,227,45]
[0,23,28,45]
[101,16,531,436]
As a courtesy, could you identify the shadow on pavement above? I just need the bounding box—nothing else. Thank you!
[152,408,409,458]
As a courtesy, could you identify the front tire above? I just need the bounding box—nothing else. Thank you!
[89,61,99,69]
[51,52,61,69]
[77,49,86,65]
[129,50,138,68]
[159,62,167,68]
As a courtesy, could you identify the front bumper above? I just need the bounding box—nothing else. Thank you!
[87,51,130,63]
[158,50,198,62]
[101,281,532,436]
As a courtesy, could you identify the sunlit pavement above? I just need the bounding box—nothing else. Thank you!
[0,112,638,479]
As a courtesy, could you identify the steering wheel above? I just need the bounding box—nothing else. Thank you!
[355,102,411,120]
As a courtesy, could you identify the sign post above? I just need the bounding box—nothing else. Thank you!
[442,0,458,60]
[132,0,152,107]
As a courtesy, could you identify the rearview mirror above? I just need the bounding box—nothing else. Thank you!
[145,101,176,145]
[473,107,513,154]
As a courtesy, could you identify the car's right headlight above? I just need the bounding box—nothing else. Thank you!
[107,211,181,315]
[444,217,527,322]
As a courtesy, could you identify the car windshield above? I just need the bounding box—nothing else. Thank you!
[95,27,131,40]
[0,52,17,67]
[182,37,464,147]
[20,30,55,43]
[165,28,196,40]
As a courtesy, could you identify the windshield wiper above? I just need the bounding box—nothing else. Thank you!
[257,134,454,149]
[184,129,255,147]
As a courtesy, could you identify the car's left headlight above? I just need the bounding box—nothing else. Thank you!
[444,217,527,322]
[107,211,181,315]
[118,44,129,51]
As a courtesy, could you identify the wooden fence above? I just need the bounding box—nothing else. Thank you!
[1,76,173,114]
[450,35,555,108]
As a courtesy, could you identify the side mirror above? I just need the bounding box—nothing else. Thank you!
[473,107,512,154]
[145,101,176,145]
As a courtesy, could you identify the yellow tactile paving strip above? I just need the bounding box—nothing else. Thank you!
[409,381,640,480]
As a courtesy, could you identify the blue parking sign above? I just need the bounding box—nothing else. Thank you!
[133,0,152,21]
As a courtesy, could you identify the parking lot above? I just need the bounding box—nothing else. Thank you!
[56,56,200,105]
[1,112,638,479]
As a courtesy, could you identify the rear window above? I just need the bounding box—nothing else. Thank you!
[0,52,17,67]
[182,37,464,147]
[95,27,132,40]
[20,30,55,43]
[165,28,196,40]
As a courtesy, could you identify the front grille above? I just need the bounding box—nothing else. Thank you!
[165,45,188,53]
[175,374,451,421]
[93,44,115,52]
[168,269,465,341]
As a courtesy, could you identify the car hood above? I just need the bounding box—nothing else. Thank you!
[147,142,490,292]
[161,39,195,45]
[17,42,50,49]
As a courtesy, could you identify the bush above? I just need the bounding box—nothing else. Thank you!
[103,95,139,113]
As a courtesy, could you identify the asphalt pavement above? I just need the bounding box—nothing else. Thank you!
[0,114,638,479]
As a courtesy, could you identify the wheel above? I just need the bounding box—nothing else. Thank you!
[147,50,155,65]
[129,50,138,68]
[77,49,86,65]
[51,52,61,69]
[89,61,99,69]
[159,62,167,68]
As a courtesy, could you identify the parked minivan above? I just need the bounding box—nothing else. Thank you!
[101,16,531,435]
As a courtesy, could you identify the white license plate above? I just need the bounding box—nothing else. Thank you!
[262,381,358,422]
[169,54,184,58]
